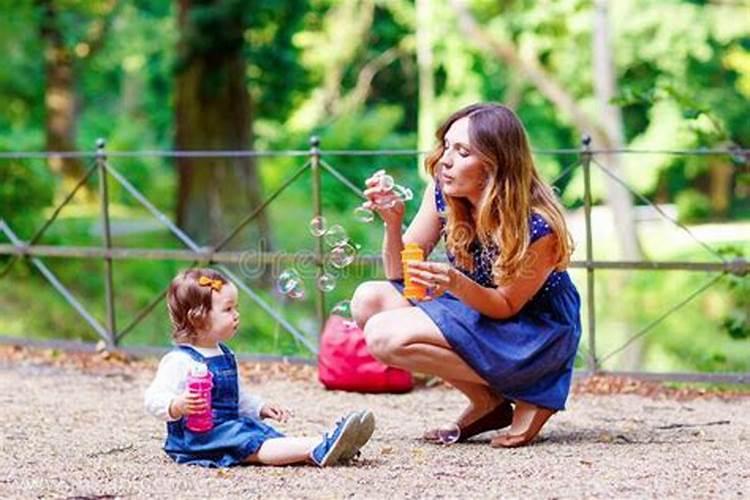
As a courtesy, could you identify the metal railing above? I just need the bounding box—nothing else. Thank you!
[0,137,748,382]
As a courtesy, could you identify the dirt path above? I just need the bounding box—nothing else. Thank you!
[0,352,748,499]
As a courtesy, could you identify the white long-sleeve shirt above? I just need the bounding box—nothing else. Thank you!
[144,345,265,422]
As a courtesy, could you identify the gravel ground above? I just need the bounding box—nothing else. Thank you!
[0,352,748,499]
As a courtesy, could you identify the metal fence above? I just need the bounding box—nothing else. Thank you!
[0,138,747,383]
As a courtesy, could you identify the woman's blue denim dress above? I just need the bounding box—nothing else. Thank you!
[391,183,582,410]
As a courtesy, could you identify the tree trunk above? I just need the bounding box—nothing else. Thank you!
[38,0,86,181]
[593,0,643,262]
[708,160,732,218]
[175,0,272,259]
[593,0,644,370]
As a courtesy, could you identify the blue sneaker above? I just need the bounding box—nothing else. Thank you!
[339,409,376,462]
[310,412,360,467]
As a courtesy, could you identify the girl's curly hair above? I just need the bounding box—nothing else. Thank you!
[166,268,227,344]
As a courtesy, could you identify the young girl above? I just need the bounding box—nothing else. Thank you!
[145,268,375,467]
[352,103,581,448]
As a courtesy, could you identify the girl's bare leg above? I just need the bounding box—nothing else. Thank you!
[243,437,320,465]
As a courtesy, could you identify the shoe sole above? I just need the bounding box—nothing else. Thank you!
[423,401,514,444]
[317,414,361,467]
[339,410,376,462]
[357,410,376,448]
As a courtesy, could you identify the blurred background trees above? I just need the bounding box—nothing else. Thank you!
[0,0,748,371]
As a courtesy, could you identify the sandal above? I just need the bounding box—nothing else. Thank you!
[423,400,514,444]
[490,400,555,448]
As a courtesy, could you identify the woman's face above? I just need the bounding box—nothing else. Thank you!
[438,117,488,205]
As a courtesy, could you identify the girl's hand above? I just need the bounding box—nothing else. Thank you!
[362,170,404,228]
[407,261,457,299]
[260,403,290,422]
[170,392,209,418]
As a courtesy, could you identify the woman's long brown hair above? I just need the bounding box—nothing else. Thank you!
[425,103,573,285]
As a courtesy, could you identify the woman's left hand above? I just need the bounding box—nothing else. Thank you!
[260,403,291,422]
[407,261,457,299]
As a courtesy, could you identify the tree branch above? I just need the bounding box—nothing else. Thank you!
[449,0,611,148]
[337,47,401,115]
[82,0,120,60]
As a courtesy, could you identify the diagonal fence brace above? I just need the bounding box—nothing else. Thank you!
[103,160,317,354]
[0,220,109,342]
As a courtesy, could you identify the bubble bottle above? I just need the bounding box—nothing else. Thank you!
[185,362,214,432]
[401,243,427,300]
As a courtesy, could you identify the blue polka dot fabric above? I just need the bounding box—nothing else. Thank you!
[389,181,582,410]
[435,183,565,294]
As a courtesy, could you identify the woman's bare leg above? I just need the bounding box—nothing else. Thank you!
[350,281,409,329]
[443,379,505,426]
[364,307,509,434]
[363,307,484,384]
[490,400,556,448]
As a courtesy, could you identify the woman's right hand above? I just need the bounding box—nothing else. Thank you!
[362,170,404,228]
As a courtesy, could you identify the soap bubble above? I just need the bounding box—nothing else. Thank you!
[287,281,306,300]
[330,300,352,319]
[374,196,398,209]
[353,205,374,223]
[324,224,349,247]
[316,273,337,293]
[331,300,357,329]
[276,269,301,295]
[436,424,461,445]
[329,243,357,269]
[392,184,413,201]
[370,183,412,209]
[730,150,748,166]
[379,174,395,191]
[309,216,327,237]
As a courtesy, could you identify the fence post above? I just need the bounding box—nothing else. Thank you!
[309,136,326,341]
[581,135,598,373]
[96,138,117,348]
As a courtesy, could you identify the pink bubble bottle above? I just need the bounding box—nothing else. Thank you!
[185,362,213,432]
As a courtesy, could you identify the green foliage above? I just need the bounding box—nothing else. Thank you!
[589,254,750,373]
[4,211,747,372]
[316,105,416,211]
[0,221,315,358]
[675,189,712,223]
[174,0,308,119]
[0,0,749,365]
[0,1,44,144]
[719,246,749,340]
[0,160,55,239]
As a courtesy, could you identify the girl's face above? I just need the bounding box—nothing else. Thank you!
[196,283,240,347]
[438,117,488,206]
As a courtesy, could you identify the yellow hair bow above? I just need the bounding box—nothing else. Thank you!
[198,276,224,292]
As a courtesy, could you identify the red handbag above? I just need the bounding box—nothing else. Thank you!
[318,314,413,393]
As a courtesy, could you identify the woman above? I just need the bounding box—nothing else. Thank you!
[351,103,581,448]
